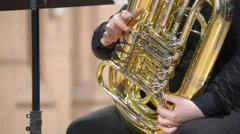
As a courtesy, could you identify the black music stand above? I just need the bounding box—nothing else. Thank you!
[0,0,114,134]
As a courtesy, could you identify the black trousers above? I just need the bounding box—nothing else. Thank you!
[67,105,240,134]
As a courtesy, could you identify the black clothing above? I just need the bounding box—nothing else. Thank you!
[67,105,240,134]
[175,110,240,134]
[67,106,133,134]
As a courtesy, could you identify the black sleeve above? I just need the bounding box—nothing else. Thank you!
[192,1,240,117]
[91,4,128,60]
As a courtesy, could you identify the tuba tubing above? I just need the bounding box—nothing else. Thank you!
[96,0,234,133]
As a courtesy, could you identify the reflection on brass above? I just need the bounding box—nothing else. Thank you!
[97,0,234,133]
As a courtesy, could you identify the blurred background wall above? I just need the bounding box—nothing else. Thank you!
[0,4,123,134]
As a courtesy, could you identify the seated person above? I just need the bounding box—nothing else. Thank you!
[67,1,240,134]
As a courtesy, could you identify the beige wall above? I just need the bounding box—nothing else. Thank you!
[0,4,123,134]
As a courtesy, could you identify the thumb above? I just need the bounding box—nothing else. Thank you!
[164,95,182,104]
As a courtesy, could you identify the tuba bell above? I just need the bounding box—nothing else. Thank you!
[97,0,234,133]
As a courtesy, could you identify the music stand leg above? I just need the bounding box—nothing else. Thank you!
[26,0,47,134]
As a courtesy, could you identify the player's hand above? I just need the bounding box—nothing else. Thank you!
[100,9,143,46]
[157,95,204,134]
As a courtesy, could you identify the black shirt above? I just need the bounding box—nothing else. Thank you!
[91,2,240,117]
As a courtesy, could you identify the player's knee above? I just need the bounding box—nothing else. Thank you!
[175,121,200,134]
[66,121,76,134]
[175,125,191,134]
[66,118,85,134]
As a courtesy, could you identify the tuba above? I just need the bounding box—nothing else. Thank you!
[97,0,234,133]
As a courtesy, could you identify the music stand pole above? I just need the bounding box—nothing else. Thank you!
[26,0,46,133]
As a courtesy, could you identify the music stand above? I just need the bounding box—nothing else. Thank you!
[0,0,114,11]
[0,0,114,134]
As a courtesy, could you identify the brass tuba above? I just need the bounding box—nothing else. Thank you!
[97,0,234,133]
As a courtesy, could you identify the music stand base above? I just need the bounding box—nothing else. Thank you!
[26,111,42,134]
